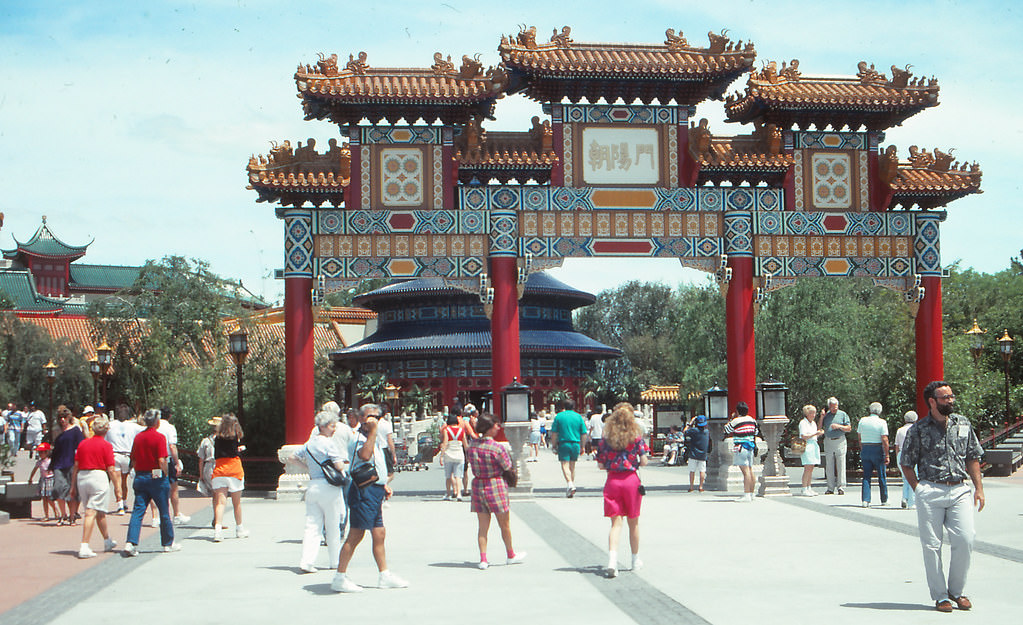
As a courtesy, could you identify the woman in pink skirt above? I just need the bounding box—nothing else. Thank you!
[465,414,526,570]
[595,402,649,578]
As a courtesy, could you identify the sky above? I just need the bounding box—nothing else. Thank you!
[2,0,1020,303]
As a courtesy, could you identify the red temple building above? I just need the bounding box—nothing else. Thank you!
[245,26,982,446]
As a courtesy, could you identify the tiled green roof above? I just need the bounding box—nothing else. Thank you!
[0,270,65,312]
[2,220,91,260]
[69,264,141,290]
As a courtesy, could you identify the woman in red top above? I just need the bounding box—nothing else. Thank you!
[440,415,467,501]
[595,403,649,578]
[70,416,120,558]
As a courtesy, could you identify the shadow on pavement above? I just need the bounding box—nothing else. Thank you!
[841,602,932,611]
[428,561,484,569]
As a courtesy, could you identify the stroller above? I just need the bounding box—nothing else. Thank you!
[662,434,686,466]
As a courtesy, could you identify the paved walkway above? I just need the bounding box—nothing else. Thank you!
[2,448,1021,624]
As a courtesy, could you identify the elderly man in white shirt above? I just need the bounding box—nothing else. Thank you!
[894,410,918,509]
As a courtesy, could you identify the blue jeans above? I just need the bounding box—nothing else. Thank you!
[897,451,915,507]
[127,473,174,547]
[860,444,888,504]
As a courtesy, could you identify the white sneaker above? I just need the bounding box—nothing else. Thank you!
[213,529,223,542]
[149,517,160,528]
[606,566,618,578]
[567,486,576,498]
[377,570,409,589]
[173,514,190,525]
[103,538,117,552]
[299,563,317,573]
[478,560,489,570]
[163,543,182,553]
[861,501,870,508]
[507,551,527,565]
[331,573,363,593]
[124,543,138,557]
[631,556,644,571]
[78,545,97,559]
[236,527,250,539]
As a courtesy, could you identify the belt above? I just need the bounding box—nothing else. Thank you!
[927,479,964,486]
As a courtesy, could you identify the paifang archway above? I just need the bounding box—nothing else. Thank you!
[246,26,982,443]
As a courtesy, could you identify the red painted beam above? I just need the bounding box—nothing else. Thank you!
[726,256,756,416]
[489,256,520,422]
[915,275,944,416]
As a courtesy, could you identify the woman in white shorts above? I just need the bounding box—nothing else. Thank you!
[798,405,824,497]
[211,414,248,542]
[70,416,120,558]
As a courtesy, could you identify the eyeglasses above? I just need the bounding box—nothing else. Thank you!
[935,394,955,401]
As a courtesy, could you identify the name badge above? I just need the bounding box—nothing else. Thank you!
[957,424,970,438]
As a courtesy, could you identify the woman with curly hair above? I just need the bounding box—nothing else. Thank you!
[595,402,649,578]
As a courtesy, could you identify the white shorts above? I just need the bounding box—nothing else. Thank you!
[687,459,707,473]
[444,459,465,480]
[113,453,131,473]
[211,476,245,493]
[77,470,112,511]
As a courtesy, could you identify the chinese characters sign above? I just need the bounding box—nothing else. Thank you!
[581,127,660,185]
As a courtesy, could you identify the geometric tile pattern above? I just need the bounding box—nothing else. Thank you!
[432,145,444,209]
[913,212,943,275]
[559,104,682,124]
[755,235,912,259]
[792,152,805,210]
[754,212,913,236]
[361,126,442,144]
[317,255,486,280]
[795,131,867,150]
[360,145,372,207]
[315,210,488,235]
[459,186,783,212]
[315,234,487,259]
[667,124,679,187]
[283,208,314,278]
[489,210,518,257]
[563,124,573,186]
[756,255,913,278]
[857,151,870,211]
[724,212,753,256]
[518,236,722,258]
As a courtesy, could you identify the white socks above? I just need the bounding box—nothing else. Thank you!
[607,549,617,569]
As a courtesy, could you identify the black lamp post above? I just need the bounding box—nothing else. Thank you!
[96,341,113,409]
[89,358,101,406]
[755,378,791,497]
[703,383,729,422]
[43,359,57,434]
[228,328,249,420]
[998,329,1014,420]
[703,383,730,492]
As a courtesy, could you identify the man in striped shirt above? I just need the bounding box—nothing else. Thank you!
[723,402,758,502]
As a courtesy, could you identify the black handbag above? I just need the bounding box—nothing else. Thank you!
[306,446,348,487]
[350,460,379,489]
[501,468,518,488]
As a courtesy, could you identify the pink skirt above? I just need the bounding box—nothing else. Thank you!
[603,471,642,518]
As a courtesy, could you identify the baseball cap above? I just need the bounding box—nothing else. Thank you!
[83,406,95,415]
[695,414,708,426]
[35,442,52,453]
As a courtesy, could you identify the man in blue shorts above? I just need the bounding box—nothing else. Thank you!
[723,402,758,502]
[550,399,587,498]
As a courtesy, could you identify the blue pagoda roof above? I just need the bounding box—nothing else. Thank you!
[353,271,596,310]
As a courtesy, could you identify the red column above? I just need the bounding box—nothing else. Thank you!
[915,275,944,415]
[726,256,756,416]
[489,256,520,421]
[285,277,315,444]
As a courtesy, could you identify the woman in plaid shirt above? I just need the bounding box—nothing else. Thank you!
[466,414,526,570]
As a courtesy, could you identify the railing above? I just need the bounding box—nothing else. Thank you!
[178,449,283,492]
[979,417,1023,448]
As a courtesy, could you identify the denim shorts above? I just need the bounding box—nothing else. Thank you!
[733,448,754,466]
[348,483,385,530]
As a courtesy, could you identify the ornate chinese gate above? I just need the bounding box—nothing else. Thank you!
[247,27,981,442]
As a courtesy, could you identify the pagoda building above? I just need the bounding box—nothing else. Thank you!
[331,272,620,410]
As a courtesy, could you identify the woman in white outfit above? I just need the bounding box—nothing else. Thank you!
[292,411,349,573]
[799,405,824,496]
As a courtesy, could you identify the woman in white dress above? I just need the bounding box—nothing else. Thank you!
[798,405,824,496]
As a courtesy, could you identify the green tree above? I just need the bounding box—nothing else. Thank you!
[357,373,387,402]
[0,314,93,416]
[402,384,433,418]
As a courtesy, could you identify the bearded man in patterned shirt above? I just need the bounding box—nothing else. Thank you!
[900,381,985,613]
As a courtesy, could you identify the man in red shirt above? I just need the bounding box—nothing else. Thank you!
[124,409,180,555]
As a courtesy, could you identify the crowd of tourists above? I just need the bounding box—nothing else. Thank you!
[4,377,985,612]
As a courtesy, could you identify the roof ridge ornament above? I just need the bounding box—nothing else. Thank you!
[346,51,369,75]
[550,26,572,47]
[856,61,887,85]
[317,53,340,77]
[432,52,456,75]
[664,28,688,50]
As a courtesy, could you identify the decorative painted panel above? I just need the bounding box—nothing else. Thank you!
[809,152,853,209]
[756,256,913,278]
[361,126,442,144]
[913,213,942,275]
[754,212,913,236]
[432,145,444,209]
[581,127,660,185]
[379,148,424,206]
[283,208,314,278]
[563,124,573,186]
[560,104,682,124]
[460,186,782,212]
[795,131,867,150]
[315,210,488,235]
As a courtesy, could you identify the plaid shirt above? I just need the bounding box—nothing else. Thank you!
[900,413,983,483]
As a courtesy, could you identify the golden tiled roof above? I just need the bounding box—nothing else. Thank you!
[295,52,507,125]
[640,385,681,403]
[687,119,791,185]
[884,145,982,209]
[455,116,558,174]
[499,26,756,104]
[246,138,350,208]
[725,60,940,130]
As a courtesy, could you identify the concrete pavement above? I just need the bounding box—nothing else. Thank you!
[2,447,1021,624]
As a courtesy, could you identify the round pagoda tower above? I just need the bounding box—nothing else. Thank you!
[331,272,620,411]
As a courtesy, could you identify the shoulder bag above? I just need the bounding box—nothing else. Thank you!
[305,445,349,487]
